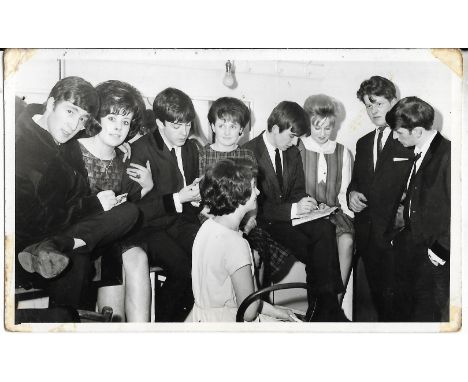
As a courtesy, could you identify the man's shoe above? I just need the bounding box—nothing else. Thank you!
[309,294,351,322]
[18,240,70,279]
[334,307,351,322]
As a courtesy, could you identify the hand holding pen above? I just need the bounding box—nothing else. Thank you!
[297,194,318,214]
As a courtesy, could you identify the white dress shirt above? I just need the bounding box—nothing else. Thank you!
[373,126,392,170]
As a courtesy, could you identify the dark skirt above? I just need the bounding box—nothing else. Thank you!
[328,209,354,237]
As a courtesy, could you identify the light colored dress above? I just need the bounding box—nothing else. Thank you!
[187,218,254,322]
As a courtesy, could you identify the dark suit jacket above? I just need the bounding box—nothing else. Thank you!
[395,132,451,261]
[121,129,199,229]
[15,104,102,251]
[243,133,307,223]
[347,130,414,253]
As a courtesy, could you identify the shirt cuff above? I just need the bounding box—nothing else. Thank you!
[428,248,446,265]
[291,203,298,219]
[173,193,183,213]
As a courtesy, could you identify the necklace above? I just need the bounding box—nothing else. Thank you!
[101,157,115,176]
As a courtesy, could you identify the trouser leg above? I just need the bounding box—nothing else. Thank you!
[361,235,404,322]
[411,254,449,322]
[47,249,92,309]
[144,229,192,322]
[266,220,345,321]
[64,203,140,251]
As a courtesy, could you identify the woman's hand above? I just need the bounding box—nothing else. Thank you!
[127,161,153,197]
[318,203,328,210]
[268,305,297,321]
[117,142,132,162]
[261,302,297,321]
[243,215,257,235]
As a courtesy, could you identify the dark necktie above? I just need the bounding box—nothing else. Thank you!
[170,147,184,187]
[170,147,177,162]
[275,148,284,193]
[403,152,422,223]
[376,126,386,159]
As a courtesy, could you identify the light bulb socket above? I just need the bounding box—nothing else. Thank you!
[223,60,236,88]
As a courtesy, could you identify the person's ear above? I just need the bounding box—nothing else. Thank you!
[45,97,55,113]
[413,126,424,138]
[390,98,398,108]
[155,119,165,130]
[272,125,279,134]
[239,127,244,136]
[210,123,216,134]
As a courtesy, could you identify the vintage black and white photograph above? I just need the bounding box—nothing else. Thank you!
[3,48,462,332]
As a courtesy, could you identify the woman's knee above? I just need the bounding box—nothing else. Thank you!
[338,234,354,251]
[122,247,149,273]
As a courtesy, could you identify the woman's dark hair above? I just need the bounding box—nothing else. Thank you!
[200,158,257,216]
[207,97,250,128]
[48,76,99,118]
[153,87,196,124]
[386,96,434,131]
[267,101,310,137]
[356,75,397,103]
[141,109,157,135]
[87,80,146,140]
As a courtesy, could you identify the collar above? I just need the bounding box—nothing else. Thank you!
[157,128,180,154]
[415,130,437,155]
[262,131,277,153]
[300,136,336,154]
[376,124,389,132]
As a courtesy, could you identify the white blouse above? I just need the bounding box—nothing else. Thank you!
[300,137,354,218]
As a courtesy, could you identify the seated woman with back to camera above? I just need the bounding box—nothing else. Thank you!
[186,159,297,322]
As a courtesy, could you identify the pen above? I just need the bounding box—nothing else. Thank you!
[306,194,319,210]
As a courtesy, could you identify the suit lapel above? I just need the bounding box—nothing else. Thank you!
[375,135,396,173]
[154,129,184,188]
[361,134,375,180]
[256,135,281,192]
[282,148,292,195]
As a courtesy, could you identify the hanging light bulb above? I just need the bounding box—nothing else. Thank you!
[223,60,236,88]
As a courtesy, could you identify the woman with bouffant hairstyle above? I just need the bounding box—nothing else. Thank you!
[62,80,152,322]
[299,94,355,305]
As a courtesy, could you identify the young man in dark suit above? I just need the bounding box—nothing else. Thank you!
[347,76,414,321]
[386,97,450,322]
[122,88,201,322]
[244,101,346,321]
